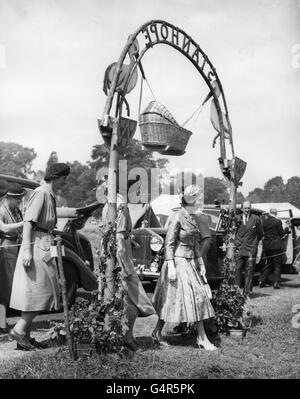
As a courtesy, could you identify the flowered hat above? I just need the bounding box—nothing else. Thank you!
[181,184,203,205]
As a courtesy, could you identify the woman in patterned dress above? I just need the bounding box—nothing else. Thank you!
[152,184,217,350]
[9,163,70,350]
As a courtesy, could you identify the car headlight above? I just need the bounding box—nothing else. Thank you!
[150,235,164,252]
[150,262,159,273]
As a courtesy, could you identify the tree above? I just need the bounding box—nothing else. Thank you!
[204,177,230,204]
[90,139,168,171]
[90,139,169,202]
[0,142,37,178]
[236,191,245,204]
[46,151,59,170]
[59,161,94,207]
[286,176,300,208]
[262,176,286,202]
[247,187,264,203]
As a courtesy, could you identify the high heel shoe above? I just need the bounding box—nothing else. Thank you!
[151,331,169,347]
[196,338,218,351]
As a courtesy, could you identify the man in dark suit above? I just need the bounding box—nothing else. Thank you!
[259,208,290,289]
[235,201,263,297]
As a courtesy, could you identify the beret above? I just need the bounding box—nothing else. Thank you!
[44,163,70,180]
[6,182,27,197]
[0,179,8,198]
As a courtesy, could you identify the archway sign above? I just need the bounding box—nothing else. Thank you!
[98,20,247,296]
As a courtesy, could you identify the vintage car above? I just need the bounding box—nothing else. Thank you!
[0,174,99,306]
[129,203,299,288]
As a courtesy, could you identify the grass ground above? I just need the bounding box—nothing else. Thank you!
[1,273,299,379]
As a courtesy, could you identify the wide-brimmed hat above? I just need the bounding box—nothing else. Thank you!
[6,182,27,197]
[0,179,8,197]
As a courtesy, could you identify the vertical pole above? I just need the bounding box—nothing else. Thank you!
[104,118,119,302]
[55,236,76,360]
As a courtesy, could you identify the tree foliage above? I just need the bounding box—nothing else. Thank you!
[204,177,230,204]
[90,139,168,172]
[0,142,37,178]
[247,175,300,208]
[46,151,59,170]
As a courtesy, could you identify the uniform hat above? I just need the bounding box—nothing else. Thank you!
[0,179,8,197]
[6,182,27,197]
[44,163,70,181]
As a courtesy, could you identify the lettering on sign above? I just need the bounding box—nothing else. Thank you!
[141,21,214,80]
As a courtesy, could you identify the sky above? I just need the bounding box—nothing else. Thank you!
[0,0,299,195]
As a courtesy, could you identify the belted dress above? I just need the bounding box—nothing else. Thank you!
[0,204,23,307]
[9,184,61,312]
[152,207,215,323]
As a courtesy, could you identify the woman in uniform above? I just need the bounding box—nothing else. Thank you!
[100,177,156,351]
[0,182,25,332]
[8,163,70,350]
[151,184,217,350]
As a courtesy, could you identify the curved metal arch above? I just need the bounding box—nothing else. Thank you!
[102,20,234,159]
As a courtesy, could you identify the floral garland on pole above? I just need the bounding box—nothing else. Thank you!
[67,217,128,355]
[211,208,246,333]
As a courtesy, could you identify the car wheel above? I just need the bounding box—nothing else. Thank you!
[63,261,79,306]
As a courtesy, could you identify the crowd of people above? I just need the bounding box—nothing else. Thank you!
[0,164,293,353]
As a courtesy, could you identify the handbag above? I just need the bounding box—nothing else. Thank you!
[202,274,212,300]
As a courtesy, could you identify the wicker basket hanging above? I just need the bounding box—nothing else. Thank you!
[139,101,192,156]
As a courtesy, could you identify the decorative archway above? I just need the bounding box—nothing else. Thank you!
[100,20,246,209]
[98,20,247,297]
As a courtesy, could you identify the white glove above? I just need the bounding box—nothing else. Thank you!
[197,257,206,276]
[167,260,176,282]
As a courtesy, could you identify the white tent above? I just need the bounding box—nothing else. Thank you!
[151,194,181,216]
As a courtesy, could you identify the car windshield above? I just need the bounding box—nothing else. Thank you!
[202,209,219,229]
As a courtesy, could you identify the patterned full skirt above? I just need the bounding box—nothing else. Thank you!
[152,257,215,323]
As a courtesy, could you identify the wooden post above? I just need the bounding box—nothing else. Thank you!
[103,118,119,302]
[55,236,76,360]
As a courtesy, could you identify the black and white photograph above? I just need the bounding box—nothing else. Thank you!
[0,0,299,383]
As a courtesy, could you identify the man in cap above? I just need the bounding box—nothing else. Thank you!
[235,201,263,297]
[259,208,290,289]
[0,182,25,332]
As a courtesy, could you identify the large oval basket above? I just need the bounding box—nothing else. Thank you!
[139,101,192,156]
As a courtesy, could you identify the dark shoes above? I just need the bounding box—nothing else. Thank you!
[151,331,169,347]
[124,337,140,352]
[273,282,281,289]
[9,329,36,351]
[17,338,48,350]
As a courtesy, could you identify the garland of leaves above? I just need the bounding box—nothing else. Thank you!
[68,213,128,355]
[211,208,246,333]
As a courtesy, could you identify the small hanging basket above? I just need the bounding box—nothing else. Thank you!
[139,101,192,156]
